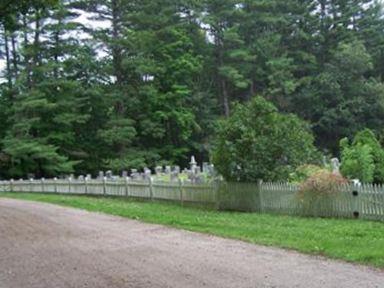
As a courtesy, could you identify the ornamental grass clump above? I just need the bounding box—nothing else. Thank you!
[297,170,348,217]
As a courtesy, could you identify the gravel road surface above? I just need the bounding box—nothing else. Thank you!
[0,198,383,288]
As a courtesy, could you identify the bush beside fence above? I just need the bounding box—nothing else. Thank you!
[0,178,383,221]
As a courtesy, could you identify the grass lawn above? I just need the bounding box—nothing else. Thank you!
[1,192,384,268]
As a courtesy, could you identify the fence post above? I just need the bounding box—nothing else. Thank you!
[125,177,129,197]
[258,179,264,213]
[68,177,72,194]
[54,178,58,194]
[103,176,107,196]
[84,176,88,195]
[214,180,221,210]
[10,179,14,192]
[41,178,45,193]
[149,177,154,201]
[29,178,33,193]
[352,184,360,219]
[179,178,184,206]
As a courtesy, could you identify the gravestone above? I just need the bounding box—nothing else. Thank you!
[27,173,35,180]
[187,169,196,183]
[143,168,152,180]
[173,166,181,174]
[155,166,163,176]
[190,156,197,171]
[106,170,113,179]
[207,164,215,177]
[203,162,209,174]
[331,158,341,175]
[130,169,140,180]
[170,166,180,182]
[194,174,204,184]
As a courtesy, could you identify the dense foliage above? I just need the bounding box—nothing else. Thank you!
[289,165,327,184]
[211,97,319,181]
[1,0,384,178]
[340,129,384,183]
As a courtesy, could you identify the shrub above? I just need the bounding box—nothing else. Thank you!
[297,170,348,216]
[340,129,384,183]
[298,170,348,198]
[211,97,320,182]
[289,164,326,183]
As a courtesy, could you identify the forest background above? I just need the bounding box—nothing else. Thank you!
[1,0,384,179]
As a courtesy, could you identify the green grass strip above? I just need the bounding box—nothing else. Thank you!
[1,192,384,268]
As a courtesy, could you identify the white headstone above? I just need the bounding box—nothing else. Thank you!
[331,158,341,175]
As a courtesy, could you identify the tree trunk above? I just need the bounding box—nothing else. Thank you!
[221,79,230,117]
[3,26,12,89]
[219,45,230,117]
[319,0,327,67]
[110,0,126,158]
[111,0,123,86]
[23,14,32,88]
[53,24,60,79]
[215,26,230,117]
[31,9,41,86]
[247,80,257,101]
[11,33,18,77]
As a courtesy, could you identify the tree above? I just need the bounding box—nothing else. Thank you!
[125,0,211,166]
[295,41,384,153]
[211,97,319,182]
[357,1,384,81]
[237,0,306,109]
[203,0,245,117]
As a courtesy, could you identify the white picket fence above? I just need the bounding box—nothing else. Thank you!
[0,178,218,206]
[1,178,383,221]
[219,182,384,221]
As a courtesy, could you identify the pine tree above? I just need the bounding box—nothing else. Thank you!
[74,0,139,170]
[357,1,384,80]
[237,0,304,109]
[203,0,247,117]
[2,1,92,177]
[119,0,212,166]
[310,41,384,153]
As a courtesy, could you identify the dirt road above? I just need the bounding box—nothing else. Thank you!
[0,198,383,288]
